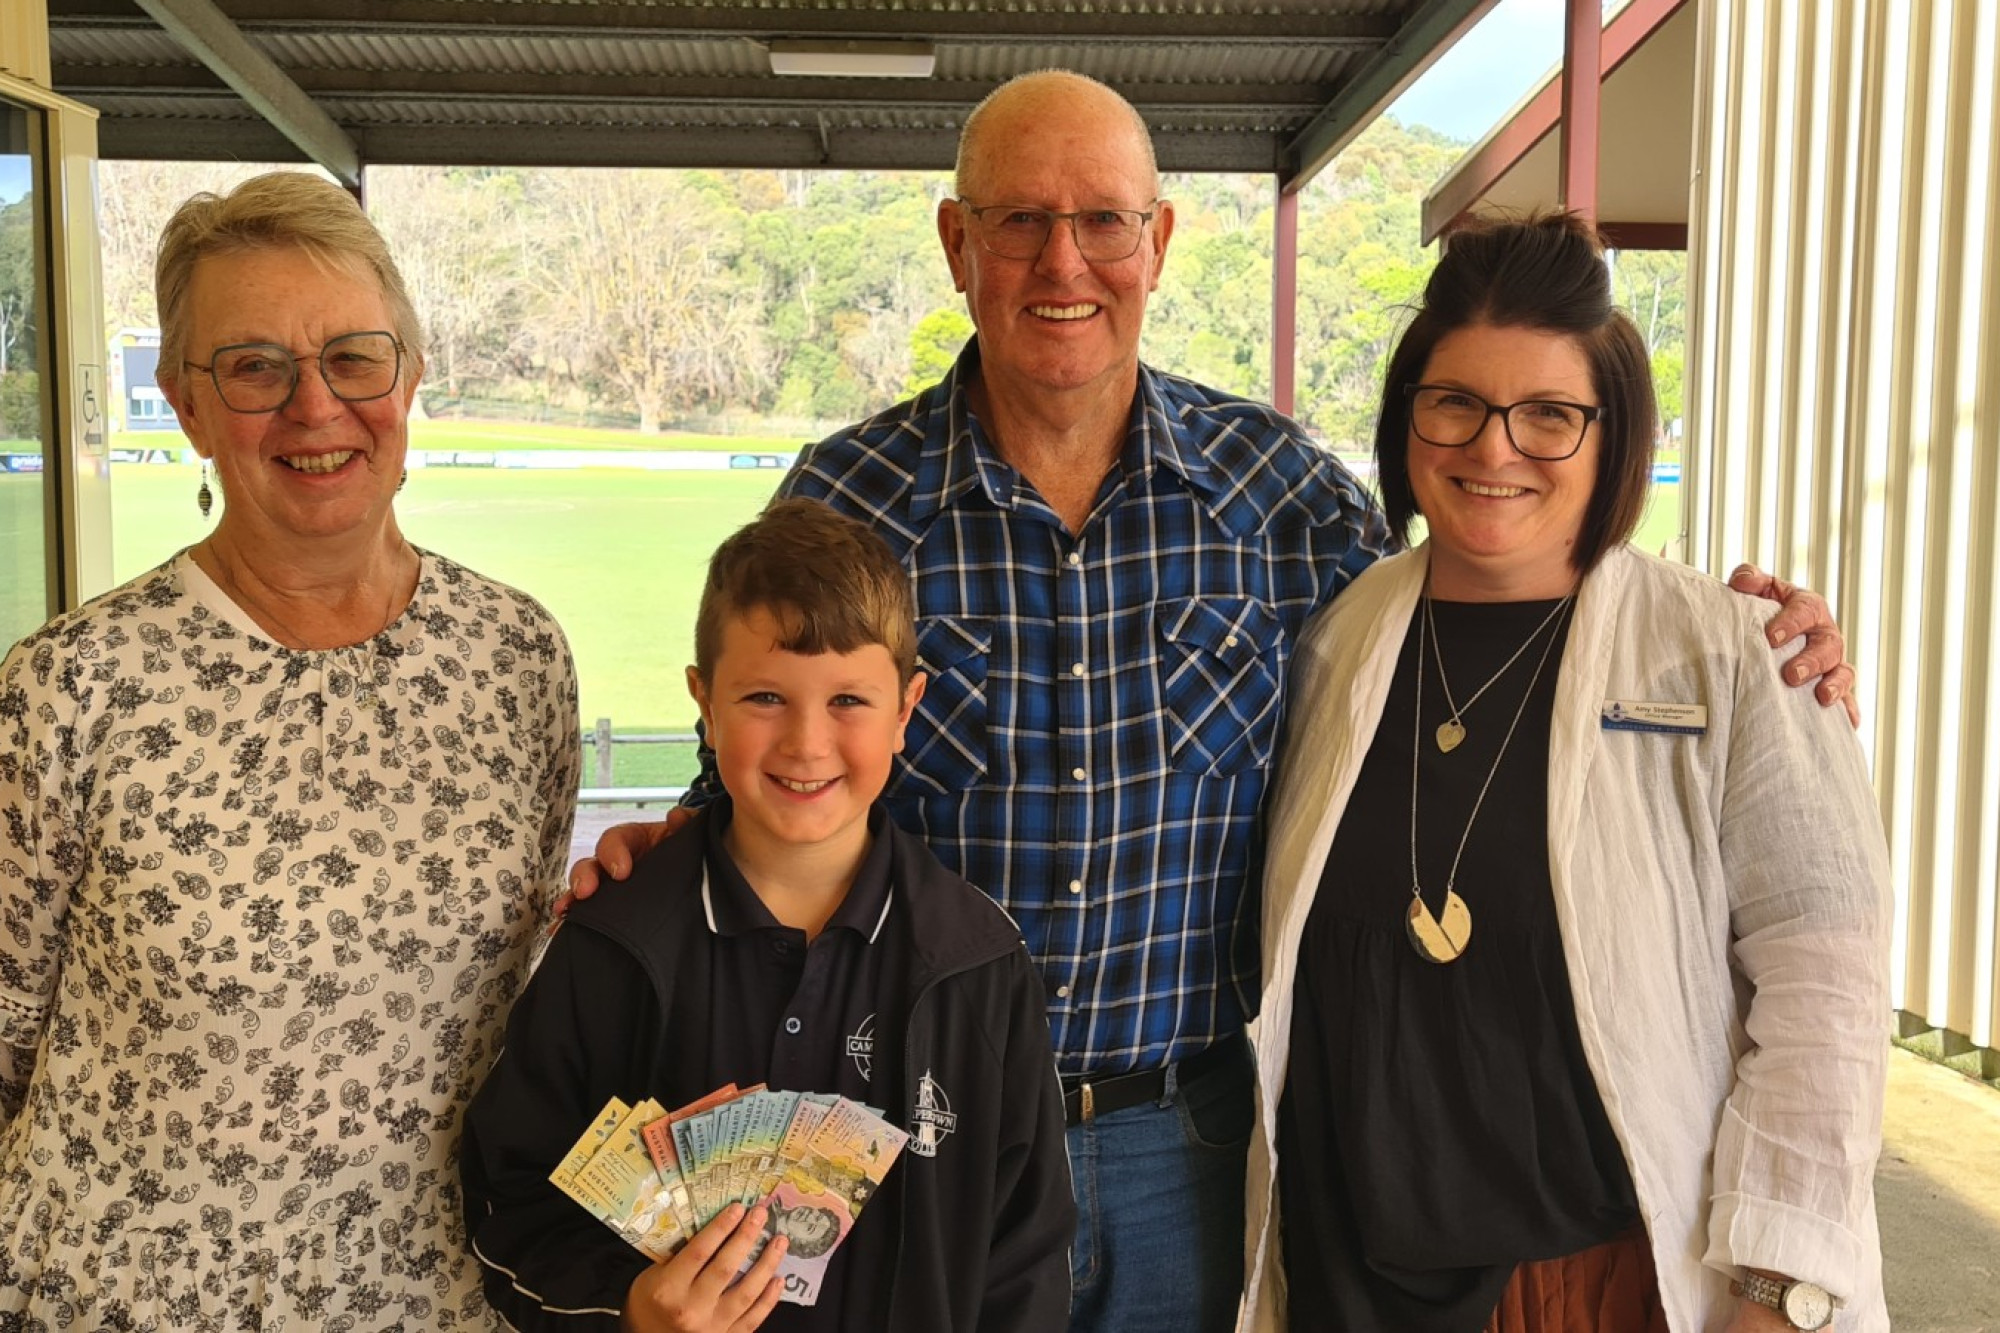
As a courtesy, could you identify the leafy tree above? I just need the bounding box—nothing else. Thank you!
[774,343,839,419]
[904,307,972,396]
[1651,346,1685,435]
[1609,248,1687,437]
[86,122,1587,449]
[529,169,766,432]
[0,196,37,377]
[1289,119,1464,446]
[1148,219,1272,399]
[746,176,954,415]
[96,160,293,342]
[370,166,532,405]
[0,371,39,440]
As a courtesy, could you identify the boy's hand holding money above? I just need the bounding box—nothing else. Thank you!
[622,1202,787,1333]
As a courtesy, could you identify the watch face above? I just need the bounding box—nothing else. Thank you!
[1783,1282,1835,1329]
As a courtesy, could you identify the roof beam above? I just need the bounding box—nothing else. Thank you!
[96,116,308,166]
[1557,0,1600,218]
[1420,0,1688,241]
[1596,221,1687,250]
[54,0,1399,47]
[129,0,360,183]
[53,63,1333,116]
[1279,0,1496,193]
[91,116,1282,174]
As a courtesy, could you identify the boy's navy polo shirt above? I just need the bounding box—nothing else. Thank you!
[699,802,909,1329]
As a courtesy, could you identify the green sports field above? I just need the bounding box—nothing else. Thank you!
[112,457,783,785]
[375,420,807,453]
[102,422,1683,785]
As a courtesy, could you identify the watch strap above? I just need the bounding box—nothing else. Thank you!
[1738,1271,1788,1311]
[1735,1271,1834,1330]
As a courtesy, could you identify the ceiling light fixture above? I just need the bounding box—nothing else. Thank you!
[767,40,938,78]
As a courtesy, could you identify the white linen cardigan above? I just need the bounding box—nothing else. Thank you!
[1238,544,1891,1333]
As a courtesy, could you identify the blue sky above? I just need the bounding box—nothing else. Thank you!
[0,156,30,207]
[1389,0,1575,143]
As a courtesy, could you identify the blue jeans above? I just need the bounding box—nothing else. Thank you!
[1066,1050,1254,1333]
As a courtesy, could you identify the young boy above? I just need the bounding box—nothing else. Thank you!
[461,500,1074,1332]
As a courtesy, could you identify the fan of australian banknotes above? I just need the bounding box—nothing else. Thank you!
[551,1084,909,1307]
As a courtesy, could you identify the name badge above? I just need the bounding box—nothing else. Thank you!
[1601,699,1707,736]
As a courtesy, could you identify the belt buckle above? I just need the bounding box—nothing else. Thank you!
[1080,1082,1095,1124]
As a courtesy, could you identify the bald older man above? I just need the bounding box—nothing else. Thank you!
[573,70,1854,1333]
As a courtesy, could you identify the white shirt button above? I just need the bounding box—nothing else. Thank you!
[1055,985,1070,999]
[1070,661,1085,677]
[1067,551,1082,567]
[1071,766,1086,781]
[784,1017,802,1035]
[1224,634,1240,649]
[1068,879,1083,895]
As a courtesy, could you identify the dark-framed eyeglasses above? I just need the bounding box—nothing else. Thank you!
[954,199,1158,262]
[1404,383,1604,461]
[185,330,405,414]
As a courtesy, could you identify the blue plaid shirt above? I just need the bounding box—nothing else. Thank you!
[698,343,1394,1075]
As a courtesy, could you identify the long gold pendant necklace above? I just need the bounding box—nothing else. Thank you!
[1406,589,1573,964]
[1425,590,1574,753]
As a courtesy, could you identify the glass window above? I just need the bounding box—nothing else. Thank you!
[0,98,49,646]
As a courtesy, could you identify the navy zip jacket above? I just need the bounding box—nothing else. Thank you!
[460,806,1074,1331]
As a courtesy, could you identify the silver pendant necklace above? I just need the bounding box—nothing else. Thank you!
[351,635,392,713]
[1407,588,1573,964]
[1425,590,1574,752]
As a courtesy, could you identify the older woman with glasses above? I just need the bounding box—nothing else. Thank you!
[1239,214,1890,1333]
[0,172,580,1328]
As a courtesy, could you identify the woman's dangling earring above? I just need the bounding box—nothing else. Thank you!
[196,463,214,518]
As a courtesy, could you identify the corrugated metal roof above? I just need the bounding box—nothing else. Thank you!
[47,0,1492,183]
[258,32,768,77]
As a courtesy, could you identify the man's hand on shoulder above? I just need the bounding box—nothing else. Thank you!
[1728,562,1860,727]
[556,807,695,916]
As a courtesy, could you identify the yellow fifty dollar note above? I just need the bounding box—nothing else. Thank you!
[551,1096,632,1218]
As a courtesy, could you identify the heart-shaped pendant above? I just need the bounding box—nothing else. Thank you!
[1436,719,1466,753]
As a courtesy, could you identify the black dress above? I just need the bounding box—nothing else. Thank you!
[1277,598,1638,1332]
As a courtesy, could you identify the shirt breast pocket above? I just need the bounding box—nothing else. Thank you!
[899,616,991,796]
[1158,597,1283,777]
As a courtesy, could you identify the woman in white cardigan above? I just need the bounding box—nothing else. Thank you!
[1239,215,1890,1333]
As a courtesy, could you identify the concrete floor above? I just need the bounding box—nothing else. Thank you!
[565,809,2000,1329]
[1879,1048,2000,1330]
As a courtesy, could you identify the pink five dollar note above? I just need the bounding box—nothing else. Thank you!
[751,1177,854,1307]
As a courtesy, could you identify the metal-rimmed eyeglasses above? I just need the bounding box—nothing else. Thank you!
[954,199,1158,262]
[1404,383,1604,461]
[185,330,405,414]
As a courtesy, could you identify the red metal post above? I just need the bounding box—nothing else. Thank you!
[1273,180,1299,417]
[1560,0,1601,220]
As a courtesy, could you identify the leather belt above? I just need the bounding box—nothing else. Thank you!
[1061,1031,1248,1127]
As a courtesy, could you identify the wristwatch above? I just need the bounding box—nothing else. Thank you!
[1738,1271,1835,1330]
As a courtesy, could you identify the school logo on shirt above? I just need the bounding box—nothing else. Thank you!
[910,1068,957,1158]
[846,1013,875,1081]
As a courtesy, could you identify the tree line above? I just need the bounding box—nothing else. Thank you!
[1,194,41,440]
[95,116,1685,449]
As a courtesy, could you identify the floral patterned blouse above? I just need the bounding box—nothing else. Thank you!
[0,548,580,1330]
